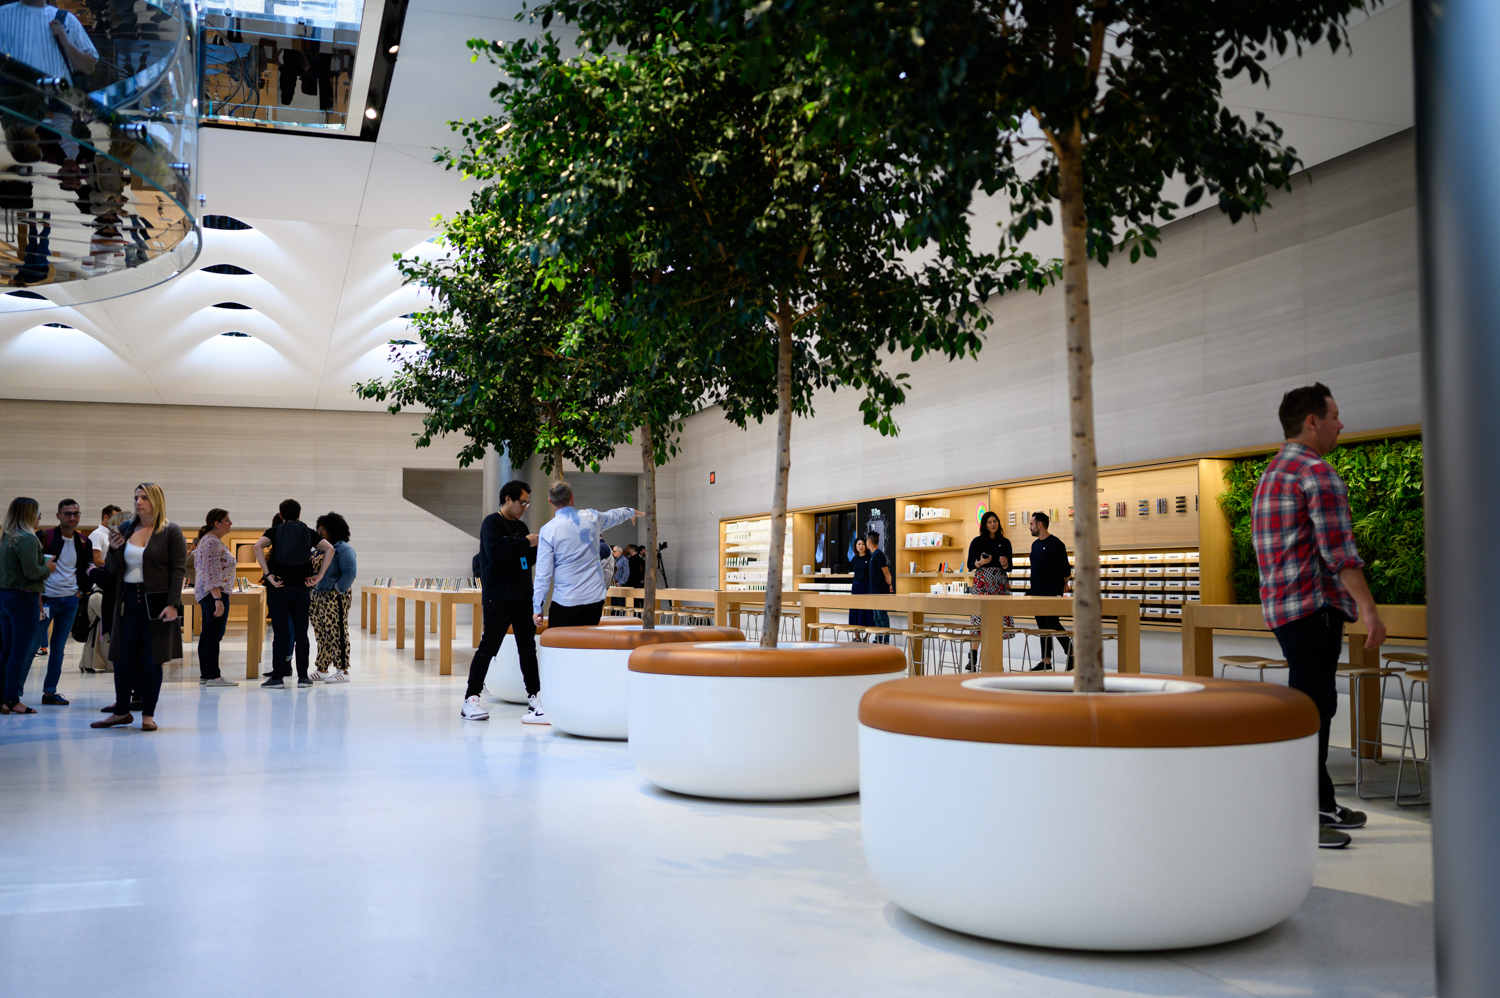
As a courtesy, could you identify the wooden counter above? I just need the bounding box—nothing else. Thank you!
[177,586,268,679]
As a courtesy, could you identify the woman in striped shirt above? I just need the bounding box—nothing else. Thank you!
[192,509,238,687]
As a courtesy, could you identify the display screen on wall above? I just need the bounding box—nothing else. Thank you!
[856,499,897,567]
[815,509,859,573]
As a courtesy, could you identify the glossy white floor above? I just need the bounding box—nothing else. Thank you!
[1,624,1435,998]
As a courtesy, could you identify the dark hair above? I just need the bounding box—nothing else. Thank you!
[100,504,121,520]
[625,544,638,555]
[198,508,229,540]
[56,498,77,512]
[1278,383,1333,439]
[866,531,880,545]
[1032,510,1050,528]
[316,511,351,544]
[499,479,531,505]
[278,499,301,521]
[980,510,1002,539]
[271,513,284,528]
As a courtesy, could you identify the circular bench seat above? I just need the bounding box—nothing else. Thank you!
[537,625,742,738]
[858,673,1321,950]
[491,617,640,704]
[628,641,907,800]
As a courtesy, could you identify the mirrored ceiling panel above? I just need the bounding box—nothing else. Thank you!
[201,0,405,137]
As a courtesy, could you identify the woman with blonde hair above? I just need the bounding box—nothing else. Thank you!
[91,483,186,731]
[1,496,57,714]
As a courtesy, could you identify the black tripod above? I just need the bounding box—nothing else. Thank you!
[656,541,669,589]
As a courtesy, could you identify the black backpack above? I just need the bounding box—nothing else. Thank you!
[271,521,314,568]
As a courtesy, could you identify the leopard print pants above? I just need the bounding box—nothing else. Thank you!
[311,590,352,673]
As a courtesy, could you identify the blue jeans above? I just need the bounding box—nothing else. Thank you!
[25,593,78,694]
[0,587,41,703]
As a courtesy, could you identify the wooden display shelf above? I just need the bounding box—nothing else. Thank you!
[903,545,962,552]
[900,571,972,578]
[901,517,966,525]
[795,573,853,579]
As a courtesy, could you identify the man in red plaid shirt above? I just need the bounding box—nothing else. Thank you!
[1253,383,1387,849]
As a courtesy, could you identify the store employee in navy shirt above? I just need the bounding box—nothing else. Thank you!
[1027,511,1073,671]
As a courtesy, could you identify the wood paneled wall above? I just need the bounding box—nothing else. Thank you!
[661,130,1420,589]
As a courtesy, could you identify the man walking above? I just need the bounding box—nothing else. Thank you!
[532,482,638,629]
[253,499,334,689]
[462,481,545,724]
[1253,383,1386,849]
[28,499,93,704]
[1027,512,1073,670]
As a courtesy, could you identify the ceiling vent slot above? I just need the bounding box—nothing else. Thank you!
[5,289,45,299]
[203,264,252,275]
[212,301,252,309]
[202,215,252,231]
[221,331,251,338]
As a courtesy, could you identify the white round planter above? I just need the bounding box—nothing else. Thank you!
[539,625,741,740]
[490,633,530,704]
[627,640,907,800]
[858,673,1320,950]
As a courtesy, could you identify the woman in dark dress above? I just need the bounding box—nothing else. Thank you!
[848,537,874,637]
[966,511,1013,670]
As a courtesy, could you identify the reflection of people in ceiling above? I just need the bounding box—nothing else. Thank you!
[16,209,50,285]
[0,2,98,181]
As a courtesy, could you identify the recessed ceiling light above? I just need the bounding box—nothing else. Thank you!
[388,44,399,54]
[365,108,378,120]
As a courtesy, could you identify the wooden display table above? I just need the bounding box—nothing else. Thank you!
[605,587,722,624]
[362,584,396,639]
[390,587,482,675]
[1181,602,1428,759]
[715,591,1140,674]
[177,586,268,679]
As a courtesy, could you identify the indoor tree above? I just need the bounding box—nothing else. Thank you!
[467,18,1024,645]
[719,0,1375,688]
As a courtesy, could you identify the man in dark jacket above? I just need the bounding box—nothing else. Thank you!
[462,480,541,722]
[29,498,94,704]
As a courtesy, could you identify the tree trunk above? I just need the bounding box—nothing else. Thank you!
[551,447,566,483]
[640,421,658,630]
[1057,124,1105,694]
[760,301,795,648]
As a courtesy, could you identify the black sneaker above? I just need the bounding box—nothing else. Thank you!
[296,675,314,688]
[1320,805,1368,829]
[41,692,68,705]
[1319,827,1352,849]
[261,676,285,689]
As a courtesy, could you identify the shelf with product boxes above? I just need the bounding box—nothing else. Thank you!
[718,457,1237,622]
[720,516,793,592]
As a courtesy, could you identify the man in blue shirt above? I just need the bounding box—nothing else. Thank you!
[532,481,638,628]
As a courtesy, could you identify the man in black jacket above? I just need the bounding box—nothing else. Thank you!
[463,480,542,722]
[1028,512,1074,671]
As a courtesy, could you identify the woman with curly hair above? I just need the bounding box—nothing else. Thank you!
[310,512,357,682]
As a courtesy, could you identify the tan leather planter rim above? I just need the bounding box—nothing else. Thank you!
[630,642,907,678]
[858,674,1320,747]
[541,625,743,651]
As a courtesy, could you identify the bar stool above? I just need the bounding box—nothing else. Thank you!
[779,609,802,642]
[1217,655,1288,683]
[897,629,931,675]
[1395,669,1430,807]
[1343,666,1409,800]
[1382,651,1428,669]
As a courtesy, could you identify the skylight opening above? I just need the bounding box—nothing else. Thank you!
[203,264,253,275]
[202,215,253,231]
[5,289,45,299]
[212,302,252,310]
[221,331,251,338]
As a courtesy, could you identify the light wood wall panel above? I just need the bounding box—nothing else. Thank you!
[659,130,1420,589]
[0,400,482,585]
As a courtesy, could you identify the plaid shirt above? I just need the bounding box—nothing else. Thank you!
[1251,441,1365,629]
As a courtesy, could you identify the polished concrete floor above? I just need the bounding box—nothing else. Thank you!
[1,624,1435,997]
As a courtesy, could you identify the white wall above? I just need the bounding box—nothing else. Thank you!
[656,130,1420,589]
[0,401,480,584]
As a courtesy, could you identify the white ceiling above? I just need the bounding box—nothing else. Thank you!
[0,0,1413,411]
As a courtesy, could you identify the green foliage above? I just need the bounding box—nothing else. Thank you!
[1218,438,1426,606]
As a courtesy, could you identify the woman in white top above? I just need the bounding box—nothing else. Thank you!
[91,483,186,732]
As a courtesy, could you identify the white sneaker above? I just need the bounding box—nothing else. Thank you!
[326,670,349,683]
[461,695,489,720]
[309,670,327,682]
[522,694,549,725]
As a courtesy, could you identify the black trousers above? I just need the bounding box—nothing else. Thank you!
[266,584,311,678]
[197,593,228,680]
[1272,605,1346,812]
[1032,605,1073,667]
[466,599,537,699]
[114,584,163,715]
[549,600,604,628]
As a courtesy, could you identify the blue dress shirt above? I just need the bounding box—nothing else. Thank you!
[533,506,636,613]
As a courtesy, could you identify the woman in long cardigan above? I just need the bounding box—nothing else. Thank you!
[91,483,186,732]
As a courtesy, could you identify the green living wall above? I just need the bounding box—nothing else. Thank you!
[1218,437,1425,605]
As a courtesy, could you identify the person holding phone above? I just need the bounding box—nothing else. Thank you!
[966,511,1013,671]
[1,496,57,714]
[91,483,186,732]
